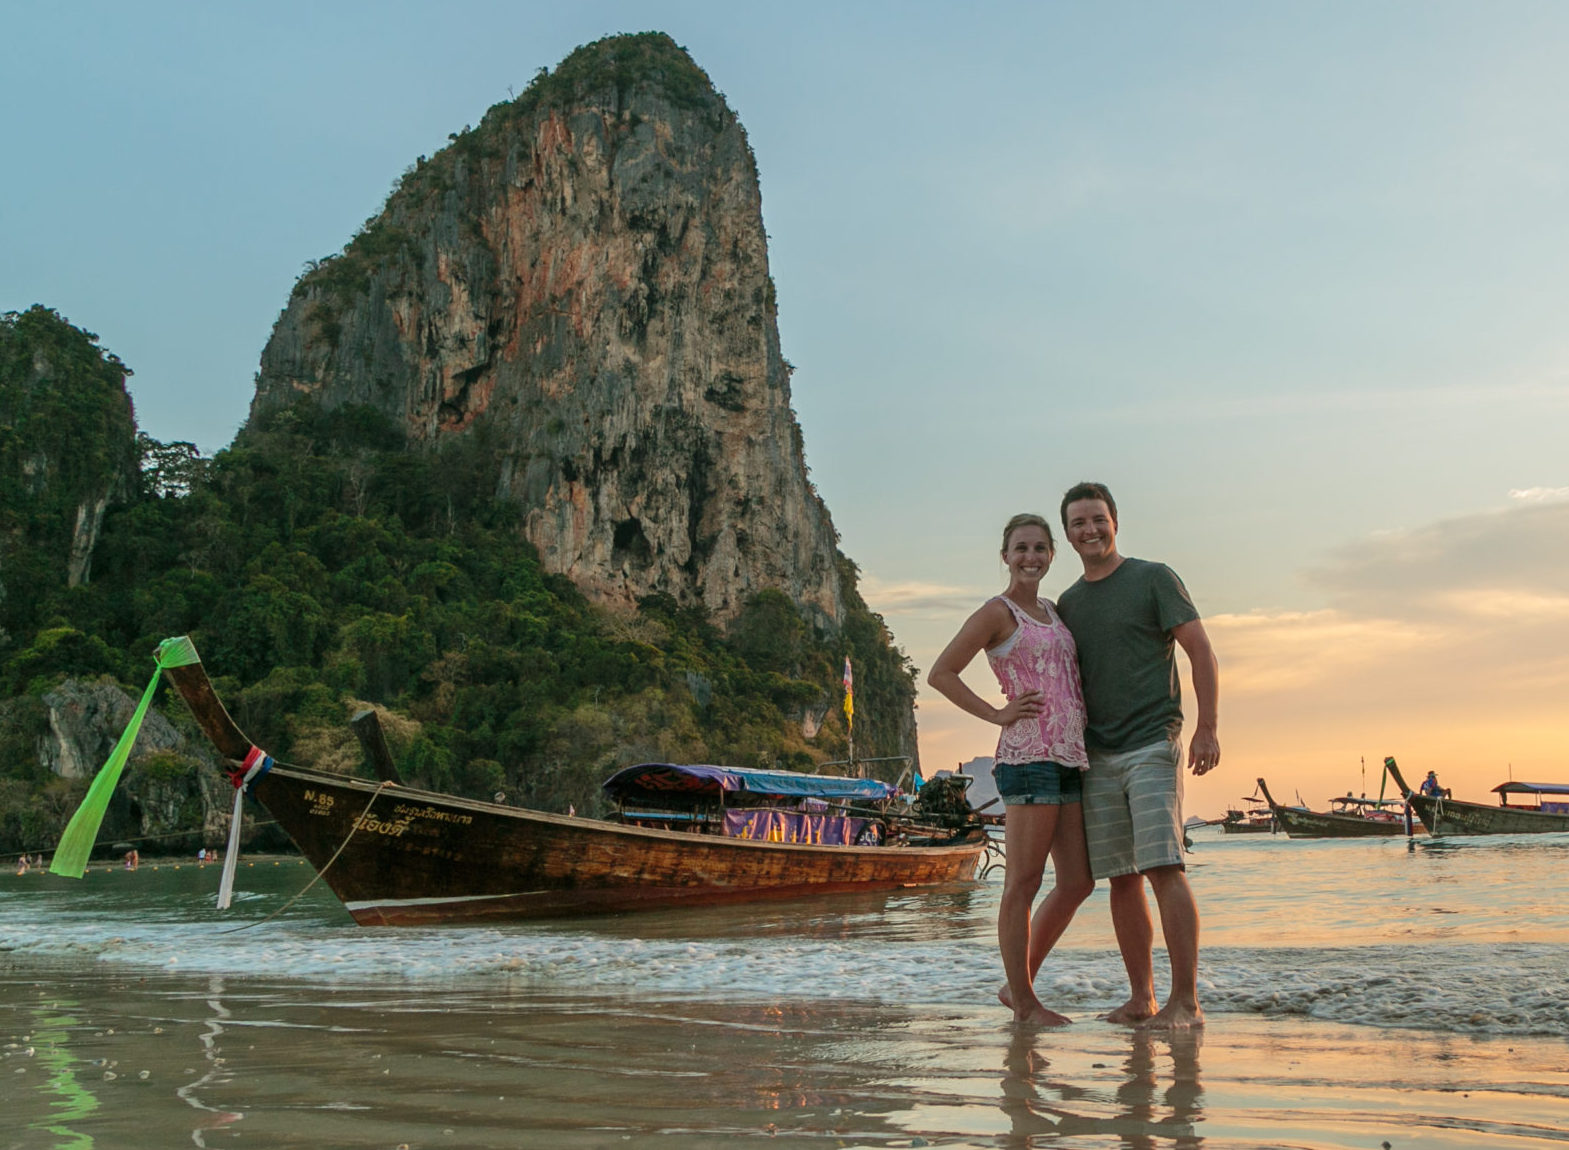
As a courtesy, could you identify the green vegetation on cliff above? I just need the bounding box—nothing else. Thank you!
[0,312,918,852]
[1,306,138,642]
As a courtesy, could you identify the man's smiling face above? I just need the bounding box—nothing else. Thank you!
[1064,498,1118,564]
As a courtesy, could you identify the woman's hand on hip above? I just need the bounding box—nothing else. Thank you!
[993,690,1044,726]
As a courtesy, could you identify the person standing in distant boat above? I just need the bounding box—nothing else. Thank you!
[928,513,1094,1026]
[1056,481,1219,1031]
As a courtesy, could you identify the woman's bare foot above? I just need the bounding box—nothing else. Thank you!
[1137,999,1205,1031]
[999,985,1072,1025]
[1016,1001,1073,1027]
[1102,996,1159,1024]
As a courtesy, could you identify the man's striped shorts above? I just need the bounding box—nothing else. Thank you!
[1082,737,1185,879]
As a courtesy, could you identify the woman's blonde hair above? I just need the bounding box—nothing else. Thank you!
[1000,513,1055,558]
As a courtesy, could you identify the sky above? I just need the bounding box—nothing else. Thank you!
[4,2,1567,817]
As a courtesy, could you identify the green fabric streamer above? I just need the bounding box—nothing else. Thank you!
[49,637,203,878]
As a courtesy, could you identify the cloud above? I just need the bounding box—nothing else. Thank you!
[1433,588,1569,622]
[1510,485,1569,503]
[1307,500,1569,616]
[1176,497,1569,807]
[1202,609,1441,696]
[858,576,982,616]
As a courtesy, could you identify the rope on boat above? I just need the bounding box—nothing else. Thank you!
[217,781,389,935]
[980,833,1006,879]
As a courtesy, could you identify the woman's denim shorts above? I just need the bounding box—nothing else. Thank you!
[992,760,1084,806]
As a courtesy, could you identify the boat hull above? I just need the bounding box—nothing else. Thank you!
[1255,776,1416,838]
[1272,806,1409,838]
[1220,820,1274,834]
[1408,794,1569,837]
[252,765,986,925]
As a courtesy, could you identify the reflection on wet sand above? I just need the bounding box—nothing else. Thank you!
[4,967,1569,1148]
[999,1027,1203,1148]
[174,975,244,1148]
[27,1000,99,1149]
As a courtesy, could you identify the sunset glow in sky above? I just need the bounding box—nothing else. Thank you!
[4,3,1567,816]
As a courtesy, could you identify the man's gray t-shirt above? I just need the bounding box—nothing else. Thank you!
[1055,558,1199,753]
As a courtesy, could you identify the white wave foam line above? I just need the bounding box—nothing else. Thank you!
[1200,945,1569,1037]
[5,908,1568,1038]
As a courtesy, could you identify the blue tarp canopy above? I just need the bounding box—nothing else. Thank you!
[1493,781,1569,796]
[603,762,898,803]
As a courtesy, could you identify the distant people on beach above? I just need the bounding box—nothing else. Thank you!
[928,513,1092,1026]
[124,849,140,870]
[1420,771,1450,799]
[1055,482,1220,1031]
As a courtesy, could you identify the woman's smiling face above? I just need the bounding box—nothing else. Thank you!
[1003,524,1053,585]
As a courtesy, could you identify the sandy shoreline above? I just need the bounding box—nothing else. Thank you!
[6,835,1569,1145]
[3,959,1565,1148]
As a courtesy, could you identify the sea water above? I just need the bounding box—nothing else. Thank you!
[3,830,1568,1147]
[6,829,1566,1037]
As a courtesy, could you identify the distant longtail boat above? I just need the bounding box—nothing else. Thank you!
[1255,776,1415,838]
[1385,757,1569,837]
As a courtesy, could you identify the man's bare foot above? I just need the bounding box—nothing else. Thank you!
[1102,996,1159,1024]
[999,985,1072,1025]
[1137,1000,1205,1031]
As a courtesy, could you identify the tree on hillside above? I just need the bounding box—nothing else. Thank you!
[0,306,139,642]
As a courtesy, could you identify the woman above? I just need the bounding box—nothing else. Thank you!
[927,513,1093,1025]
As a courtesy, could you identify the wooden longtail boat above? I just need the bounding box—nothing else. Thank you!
[1385,757,1569,837]
[1219,793,1276,834]
[162,642,986,925]
[1255,777,1414,838]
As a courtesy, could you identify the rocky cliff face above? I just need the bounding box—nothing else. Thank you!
[252,34,844,628]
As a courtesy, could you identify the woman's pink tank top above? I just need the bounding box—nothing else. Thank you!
[984,596,1089,769]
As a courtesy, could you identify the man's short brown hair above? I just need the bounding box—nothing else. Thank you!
[1060,482,1118,529]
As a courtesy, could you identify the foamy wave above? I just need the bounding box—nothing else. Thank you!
[4,899,1566,1039]
[1201,945,1569,1036]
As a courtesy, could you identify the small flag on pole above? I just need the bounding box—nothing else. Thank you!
[842,657,854,727]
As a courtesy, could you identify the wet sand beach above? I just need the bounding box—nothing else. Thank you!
[4,833,1569,1147]
[4,969,1565,1148]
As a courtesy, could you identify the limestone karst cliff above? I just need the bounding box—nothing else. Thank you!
[0,36,921,858]
[0,306,139,643]
[254,33,844,629]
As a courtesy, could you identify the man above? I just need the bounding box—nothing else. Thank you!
[1055,482,1219,1030]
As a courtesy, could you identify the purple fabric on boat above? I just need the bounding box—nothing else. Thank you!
[722,809,872,846]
